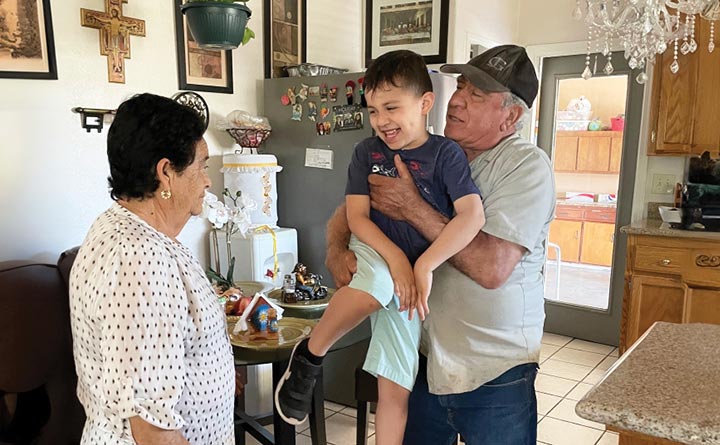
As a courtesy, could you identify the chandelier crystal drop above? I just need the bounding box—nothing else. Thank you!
[575,0,720,82]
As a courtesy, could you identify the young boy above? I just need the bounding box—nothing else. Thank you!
[275,50,485,443]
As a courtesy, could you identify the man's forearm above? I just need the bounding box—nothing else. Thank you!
[405,199,524,289]
[326,203,351,251]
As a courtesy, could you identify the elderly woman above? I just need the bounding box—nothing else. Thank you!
[69,93,234,445]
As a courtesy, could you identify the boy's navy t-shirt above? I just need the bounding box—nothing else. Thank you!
[345,134,481,264]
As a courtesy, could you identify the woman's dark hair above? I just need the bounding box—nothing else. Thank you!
[364,50,433,97]
[107,93,205,201]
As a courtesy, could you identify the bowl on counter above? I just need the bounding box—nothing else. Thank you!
[659,206,683,224]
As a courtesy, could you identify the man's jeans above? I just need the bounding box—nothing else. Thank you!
[404,356,538,445]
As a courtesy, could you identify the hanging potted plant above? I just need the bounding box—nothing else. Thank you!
[181,0,255,50]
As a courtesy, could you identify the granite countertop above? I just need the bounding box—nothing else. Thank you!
[576,322,720,444]
[556,200,617,208]
[620,219,720,241]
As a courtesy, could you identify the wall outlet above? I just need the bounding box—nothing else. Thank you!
[651,173,676,194]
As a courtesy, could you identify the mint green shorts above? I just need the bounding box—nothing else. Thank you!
[347,235,421,392]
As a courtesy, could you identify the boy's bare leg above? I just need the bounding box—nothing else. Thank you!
[375,376,410,445]
[308,286,381,356]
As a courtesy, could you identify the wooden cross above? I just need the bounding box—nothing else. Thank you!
[81,0,145,83]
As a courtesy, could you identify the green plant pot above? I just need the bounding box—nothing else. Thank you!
[181,2,251,50]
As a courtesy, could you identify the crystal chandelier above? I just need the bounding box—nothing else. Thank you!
[574,0,720,83]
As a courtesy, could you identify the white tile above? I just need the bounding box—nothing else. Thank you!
[540,344,561,363]
[582,368,608,385]
[542,332,573,347]
[597,431,619,445]
[551,348,607,368]
[540,359,594,381]
[537,417,604,445]
[324,400,348,412]
[294,434,315,445]
[342,405,376,424]
[596,356,618,371]
[536,392,562,415]
[565,382,595,401]
[367,433,376,444]
[565,339,615,355]
[609,348,620,357]
[324,412,373,445]
[296,409,334,434]
[546,399,605,430]
[535,374,578,397]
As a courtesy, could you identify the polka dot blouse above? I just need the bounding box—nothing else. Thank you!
[69,203,235,445]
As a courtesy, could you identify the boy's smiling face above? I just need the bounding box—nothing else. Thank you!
[366,81,434,151]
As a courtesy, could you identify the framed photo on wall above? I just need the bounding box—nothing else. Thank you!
[174,0,233,94]
[365,0,449,66]
[0,0,57,79]
[263,0,306,78]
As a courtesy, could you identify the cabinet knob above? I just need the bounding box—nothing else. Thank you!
[661,259,672,266]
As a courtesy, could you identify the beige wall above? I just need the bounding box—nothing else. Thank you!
[557,76,628,127]
[517,0,587,45]
[555,173,620,195]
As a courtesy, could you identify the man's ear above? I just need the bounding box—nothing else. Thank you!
[505,104,523,128]
[421,91,435,116]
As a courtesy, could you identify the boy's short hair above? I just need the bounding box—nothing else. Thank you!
[364,50,433,97]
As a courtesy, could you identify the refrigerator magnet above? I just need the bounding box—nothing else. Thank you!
[320,103,330,120]
[298,84,309,102]
[309,85,320,96]
[358,77,367,108]
[345,80,355,105]
[320,83,328,101]
[329,87,338,102]
[307,101,318,122]
[292,103,303,121]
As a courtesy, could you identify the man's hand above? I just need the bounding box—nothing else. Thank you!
[325,246,357,288]
[369,154,423,220]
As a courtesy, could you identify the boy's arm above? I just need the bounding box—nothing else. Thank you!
[346,195,416,311]
[413,194,485,314]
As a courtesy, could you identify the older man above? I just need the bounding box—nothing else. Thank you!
[326,45,555,444]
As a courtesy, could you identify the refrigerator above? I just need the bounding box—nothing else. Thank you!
[260,70,458,406]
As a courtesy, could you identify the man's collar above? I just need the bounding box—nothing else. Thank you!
[474,133,520,164]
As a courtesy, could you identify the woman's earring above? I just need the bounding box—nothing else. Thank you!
[160,190,172,200]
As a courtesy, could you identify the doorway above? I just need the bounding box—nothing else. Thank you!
[537,52,644,346]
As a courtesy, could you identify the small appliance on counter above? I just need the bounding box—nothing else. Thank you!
[679,151,720,231]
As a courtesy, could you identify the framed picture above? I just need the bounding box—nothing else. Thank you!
[173,0,233,94]
[263,0,306,78]
[365,0,449,66]
[0,0,57,79]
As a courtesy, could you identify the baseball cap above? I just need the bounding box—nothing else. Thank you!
[440,45,539,108]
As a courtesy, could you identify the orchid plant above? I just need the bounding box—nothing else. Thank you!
[202,188,256,291]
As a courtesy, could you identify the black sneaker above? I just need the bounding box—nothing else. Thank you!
[274,338,323,425]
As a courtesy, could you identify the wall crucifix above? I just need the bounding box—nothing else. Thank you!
[81,0,146,83]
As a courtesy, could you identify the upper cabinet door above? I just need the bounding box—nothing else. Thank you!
[649,16,720,156]
[690,18,720,156]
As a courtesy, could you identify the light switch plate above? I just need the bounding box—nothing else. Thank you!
[651,174,675,194]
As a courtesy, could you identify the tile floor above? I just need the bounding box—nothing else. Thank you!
[243,332,620,445]
[545,261,612,310]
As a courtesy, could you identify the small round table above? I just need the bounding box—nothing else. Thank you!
[232,317,370,445]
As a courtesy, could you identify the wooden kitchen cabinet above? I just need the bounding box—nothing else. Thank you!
[648,18,720,156]
[548,219,582,262]
[554,133,579,171]
[621,234,720,353]
[554,131,623,172]
[549,204,617,266]
[580,222,615,266]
